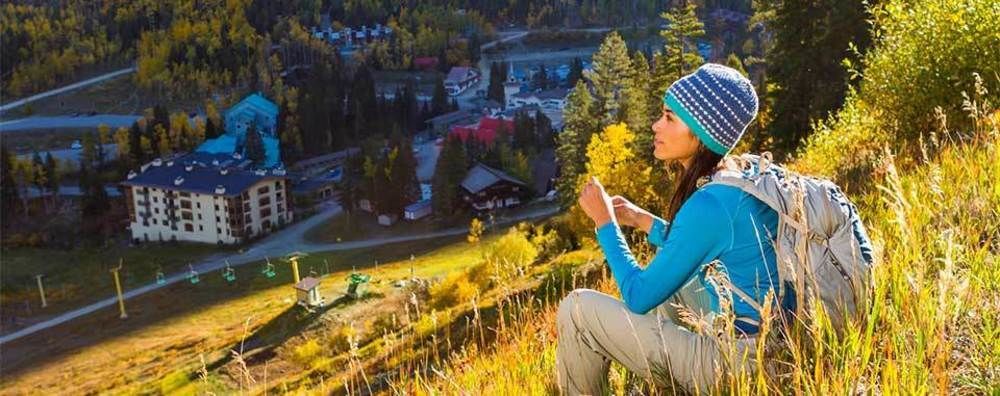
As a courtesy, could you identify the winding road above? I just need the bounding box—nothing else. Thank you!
[0,202,560,344]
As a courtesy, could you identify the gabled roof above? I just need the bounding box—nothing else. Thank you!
[445,67,478,82]
[226,93,278,119]
[461,162,526,194]
[294,277,320,291]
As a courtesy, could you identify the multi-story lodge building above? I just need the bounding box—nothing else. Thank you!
[121,152,293,245]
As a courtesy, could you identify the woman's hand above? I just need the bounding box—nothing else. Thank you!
[611,195,655,233]
[578,176,615,228]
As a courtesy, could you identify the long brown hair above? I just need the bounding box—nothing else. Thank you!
[666,144,724,222]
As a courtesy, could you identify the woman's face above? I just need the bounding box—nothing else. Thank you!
[651,104,701,167]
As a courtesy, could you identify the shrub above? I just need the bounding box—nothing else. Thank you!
[796,0,1000,182]
[480,226,540,283]
[429,272,480,310]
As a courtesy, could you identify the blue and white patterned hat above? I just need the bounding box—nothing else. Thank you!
[662,63,759,155]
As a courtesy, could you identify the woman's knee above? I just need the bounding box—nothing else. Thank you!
[557,288,613,327]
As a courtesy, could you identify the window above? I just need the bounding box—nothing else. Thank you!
[259,196,271,206]
[182,212,193,221]
[216,216,220,223]
[184,223,193,232]
[155,208,159,214]
[258,185,270,195]
[245,214,252,224]
[180,200,192,209]
[152,219,157,225]
[275,181,283,190]
[199,225,203,231]
[153,197,158,203]
[197,202,201,209]
[180,192,190,198]
[214,204,219,211]
[197,214,202,220]
[260,207,272,218]
[278,203,284,212]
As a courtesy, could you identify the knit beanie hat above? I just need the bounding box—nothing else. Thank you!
[662,63,759,155]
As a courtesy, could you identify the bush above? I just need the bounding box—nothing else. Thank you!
[291,339,324,370]
[429,272,480,310]
[480,226,540,283]
[796,0,1000,181]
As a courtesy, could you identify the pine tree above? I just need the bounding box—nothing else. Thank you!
[764,0,871,154]
[587,32,635,126]
[568,57,584,87]
[245,122,266,168]
[534,64,550,91]
[431,136,468,217]
[44,152,59,209]
[654,2,706,94]
[0,145,18,220]
[431,75,449,116]
[623,50,654,159]
[555,80,599,209]
[487,62,505,104]
[535,110,554,148]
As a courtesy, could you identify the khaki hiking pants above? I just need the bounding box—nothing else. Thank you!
[556,275,758,395]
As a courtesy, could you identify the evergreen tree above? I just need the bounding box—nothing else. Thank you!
[567,57,584,87]
[555,80,599,209]
[513,111,536,151]
[431,75,449,116]
[0,145,18,221]
[587,32,635,126]
[487,62,506,104]
[654,2,706,94]
[44,152,59,204]
[245,122,266,168]
[624,50,654,157]
[533,64,550,91]
[764,0,871,154]
[535,110,554,148]
[726,53,749,77]
[128,122,144,165]
[431,136,468,217]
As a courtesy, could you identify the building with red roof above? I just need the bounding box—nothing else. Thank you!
[448,116,515,145]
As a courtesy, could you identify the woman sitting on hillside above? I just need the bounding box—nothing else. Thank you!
[557,63,791,394]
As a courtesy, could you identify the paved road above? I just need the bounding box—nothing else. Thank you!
[0,67,136,114]
[0,115,142,132]
[0,202,560,344]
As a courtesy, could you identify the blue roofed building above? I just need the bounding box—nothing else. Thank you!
[198,93,282,169]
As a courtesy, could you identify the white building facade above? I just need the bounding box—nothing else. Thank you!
[122,154,293,245]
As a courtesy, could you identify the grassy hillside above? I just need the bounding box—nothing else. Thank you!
[0,233,508,394]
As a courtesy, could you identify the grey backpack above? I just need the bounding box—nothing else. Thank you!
[704,152,876,332]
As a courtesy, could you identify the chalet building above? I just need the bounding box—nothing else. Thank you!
[460,163,529,211]
[121,152,293,245]
[508,88,570,111]
[198,93,282,168]
[444,66,481,96]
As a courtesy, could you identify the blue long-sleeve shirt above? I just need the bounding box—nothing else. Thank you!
[595,184,785,334]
